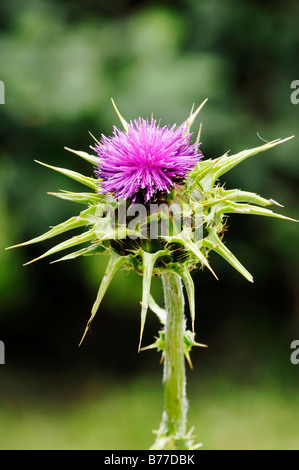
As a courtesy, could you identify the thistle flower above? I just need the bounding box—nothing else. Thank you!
[7,99,295,344]
[93,117,202,203]
[7,99,296,450]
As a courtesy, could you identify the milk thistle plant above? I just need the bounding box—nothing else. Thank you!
[8,99,295,450]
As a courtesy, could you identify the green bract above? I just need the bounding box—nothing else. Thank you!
[7,100,295,353]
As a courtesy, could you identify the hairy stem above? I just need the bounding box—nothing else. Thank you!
[151,271,189,450]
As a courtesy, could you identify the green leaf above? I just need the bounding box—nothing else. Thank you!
[50,242,106,263]
[201,190,275,209]
[23,229,96,266]
[200,136,294,189]
[7,206,96,250]
[64,147,99,165]
[35,160,98,190]
[111,98,129,132]
[48,190,102,205]
[217,201,297,221]
[203,231,253,283]
[165,232,218,280]
[175,266,196,332]
[222,190,281,207]
[182,99,208,134]
[189,155,227,190]
[217,136,294,178]
[79,252,127,346]
[148,295,166,324]
[139,250,167,351]
[139,329,165,353]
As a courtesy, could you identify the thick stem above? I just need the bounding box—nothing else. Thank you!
[151,271,189,450]
[162,271,187,436]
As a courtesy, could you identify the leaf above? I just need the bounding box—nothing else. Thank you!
[111,98,129,132]
[165,232,218,280]
[23,229,96,266]
[200,136,294,190]
[148,295,166,324]
[217,137,293,180]
[203,231,253,283]
[189,159,217,190]
[222,190,280,207]
[175,266,196,333]
[195,122,202,151]
[201,190,274,209]
[48,190,102,205]
[50,242,106,263]
[35,160,98,190]
[182,99,208,134]
[139,250,167,351]
[217,201,298,221]
[64,147,99,165]
[7,206,96,250]
[79,253,127,346]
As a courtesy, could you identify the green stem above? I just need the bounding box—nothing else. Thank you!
[152,271,190,450]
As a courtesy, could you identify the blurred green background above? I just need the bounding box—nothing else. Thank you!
[0,0,299,450]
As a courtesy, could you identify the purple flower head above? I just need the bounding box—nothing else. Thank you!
[92,118,202,203]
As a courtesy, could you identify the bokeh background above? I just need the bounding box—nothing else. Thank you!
[0,0,299,450]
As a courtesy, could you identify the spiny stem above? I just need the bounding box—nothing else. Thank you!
[162,272,187,436]
[152,271,190,450]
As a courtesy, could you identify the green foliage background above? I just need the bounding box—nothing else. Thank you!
[0,0,298,449]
